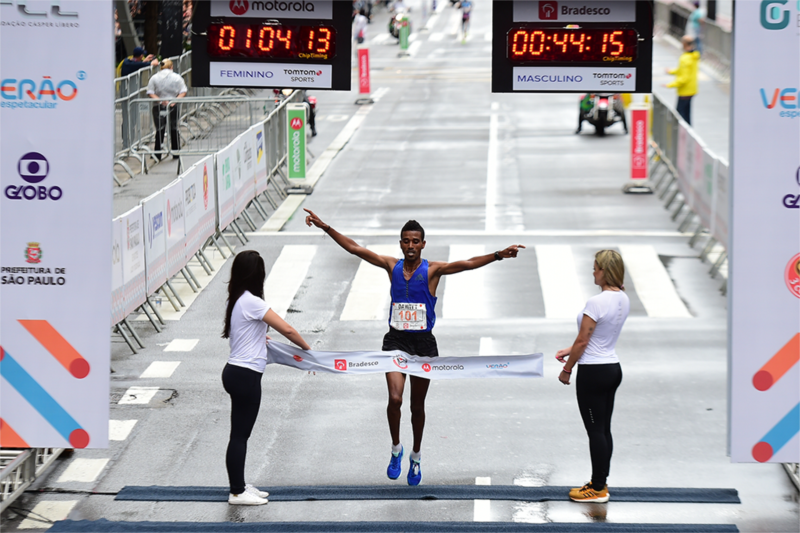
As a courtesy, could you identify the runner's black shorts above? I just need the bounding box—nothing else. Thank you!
[382,328,439,358]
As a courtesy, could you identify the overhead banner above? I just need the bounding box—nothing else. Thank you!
[729,1,800,463]
[267,341,544,379]
[0,1,113,448]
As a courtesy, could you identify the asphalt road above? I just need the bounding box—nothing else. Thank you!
[3,1,798,532]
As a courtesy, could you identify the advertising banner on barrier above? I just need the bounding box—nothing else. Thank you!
[252,124,269,195]
[729,1,800,463]
[287,104,307,180]
[215,144,235,230]
[111,218,125,327]
[233,132,255,217]
[142,191,167,296]
[120,206,146,318]
[0,1,113,448]
[267,341,544,379]
[163,179,186,280]
[713,160,728,246]
[183,155,216,258]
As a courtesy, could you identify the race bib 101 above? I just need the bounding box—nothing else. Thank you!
[391,302,426,331]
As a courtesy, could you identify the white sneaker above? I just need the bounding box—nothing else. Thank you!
[228,490,268,505]
[245,484,269,499]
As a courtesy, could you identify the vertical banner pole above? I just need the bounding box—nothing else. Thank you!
[623,103,653,194]
[355,48,374,105]
[286,103,310,193]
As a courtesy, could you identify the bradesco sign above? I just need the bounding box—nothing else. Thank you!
[513,1,635,22]
[211,0,332,19]
[286,104,306,180]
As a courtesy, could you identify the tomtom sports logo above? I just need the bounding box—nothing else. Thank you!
[539,1,557,19]
[1,75,81,110]
[283,69,323,76]
[422,363,431,372]
[393,355,409,370]
[760,88,799,118]
[229,0,318,15]
[760,0,793,29]
[334,359,347,371]
[25,242,42,264]
[293,355,303,362]
[5,152,62,201]
[783,167,800,208]
[784,252,800,298]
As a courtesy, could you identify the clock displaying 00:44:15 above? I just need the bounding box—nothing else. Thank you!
[507,28,638,63]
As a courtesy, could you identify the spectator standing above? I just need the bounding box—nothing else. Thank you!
[685,1,705,54]
[146,59,187,160]
[665,36,700,125]
[353,7,368,44]
[120,46,158,77]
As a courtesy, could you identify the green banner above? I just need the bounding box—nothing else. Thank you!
[287,105,306,180]
[399,17,409,50]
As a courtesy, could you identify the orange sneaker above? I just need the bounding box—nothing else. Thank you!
[570,484,609,503]
[569,483,591,497]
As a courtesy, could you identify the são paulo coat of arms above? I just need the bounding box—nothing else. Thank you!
[25,242,42,264]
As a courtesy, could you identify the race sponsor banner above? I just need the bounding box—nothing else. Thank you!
[287,104,307,179]
[512,67,636,92]
[163,179,186,279]
[713,160,728,246]
[210,63,333,89]
[729,1,800,463]
[182,155,216,258]
[141,190,167,296]
[358,49,371,94]
[120,206,146,317]
[211,0,333,19]
[232,132,255,217]
[513,1,635,23]
[251,124,269,195]
[111,217,125,326]
[215,144,235,230]
[0,1,113,447]
[629,105,648,180]
[267,341,544,379]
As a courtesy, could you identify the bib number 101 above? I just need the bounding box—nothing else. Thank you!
[391,303,426,331]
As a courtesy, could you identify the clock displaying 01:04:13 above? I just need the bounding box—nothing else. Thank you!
[207,23,337,61]
[507,28,638,63]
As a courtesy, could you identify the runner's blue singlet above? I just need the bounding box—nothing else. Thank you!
[389,259,437,332]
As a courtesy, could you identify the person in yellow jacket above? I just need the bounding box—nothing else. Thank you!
[665,36,700,125]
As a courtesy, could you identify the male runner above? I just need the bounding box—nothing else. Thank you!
[304,208,524,485]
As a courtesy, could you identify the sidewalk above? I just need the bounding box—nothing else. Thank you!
[651,34,731,160]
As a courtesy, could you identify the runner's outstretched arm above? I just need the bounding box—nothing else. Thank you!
[304,208,396,272]
[431,244,525,277]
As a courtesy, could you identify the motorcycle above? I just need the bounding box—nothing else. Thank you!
[388,10,411,40]
[578,93,628,136]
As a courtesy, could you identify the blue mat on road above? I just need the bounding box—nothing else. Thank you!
[50,520,740,533]
[115,485,740,504]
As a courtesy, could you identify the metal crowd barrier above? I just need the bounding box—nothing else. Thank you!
[0,448,63,512]
[648,93,729,292]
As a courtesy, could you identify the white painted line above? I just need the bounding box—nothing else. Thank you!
[409,33,419,42]
[490,102,499,111]
[474,476,491,522]
[261,195,306,232]
[140,361,181,379]
[429,32,444,41]
[407,40,423,57]
[442,245,488,319]
[486,113,498,231]
[134,251,228,321]
[445,11,461,35]
[109,419,137,441]
[484,31,493,41]
[57,458,109,483]
[119,386,160,405]
[163,338,199,352]
[264,245,317,318]
[248,229,691,238]
[371,33,391,45]
[371,86,391,102]
[619,245,692,318]
[479,337,493,356]
[18,501,78,529]
[340,245,396,321]
[535,245,585,319]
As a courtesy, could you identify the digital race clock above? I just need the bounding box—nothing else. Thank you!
[507,28,638,63]
[207,23,337,61]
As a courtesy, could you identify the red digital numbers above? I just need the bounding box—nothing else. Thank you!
[508,28,637,62]
[208,23,336,60]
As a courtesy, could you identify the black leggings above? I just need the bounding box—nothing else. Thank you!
[222,363,263,495]
[576,363,622,489]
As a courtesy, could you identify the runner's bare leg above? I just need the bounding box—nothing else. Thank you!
[409,375,431,453]
[386,372,407,446]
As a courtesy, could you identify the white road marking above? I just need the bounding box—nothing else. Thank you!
[119,386,159,405]
[484,31,493,41]
[163,338,198,352]
[140,361,181,379]
[479,337,494,356]
[18,501,77,529]
[264,245,317,318]
[407,40,423,57]
[340,245,396,321]
[57,458,109,483]
[512,474,548,523]
[371,87,391,102]
[442,245,488,319]
[445,10,461,35]
[535,245,585,319]
[486,112,498,231]
[109,419,138,441]
[409,33,419,42]
[474,476,491,522]
[371,33,391,45]
[619,245,692,318]
[429,32,444,41]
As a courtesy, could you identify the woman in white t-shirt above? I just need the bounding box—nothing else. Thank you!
[221,250,310,506]
[556,250,629,504]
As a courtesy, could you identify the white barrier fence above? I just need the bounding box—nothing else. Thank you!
[649,94,729,288]
[110,93,307,352]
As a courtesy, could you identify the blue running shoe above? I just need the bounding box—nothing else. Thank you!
[387,446,403,480]
[407,456,421,486]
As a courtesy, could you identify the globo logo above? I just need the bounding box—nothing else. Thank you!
[5,152,62,201]
[760,0,791,30]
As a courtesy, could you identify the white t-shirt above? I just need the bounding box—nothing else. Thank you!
[228,291,270,373]
[575,290,629,365]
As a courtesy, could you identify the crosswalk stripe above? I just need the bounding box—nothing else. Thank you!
[57,458,109,483]
[340,245,396,321]
[18,501,77,529]
[535,245,585,319]
[163,339,198,351]
[429,32,444,41]
[445,11,461,35]
[479,337,494,356]
[140,361,180,379]
[474,476,492,522]
[109,419,137,441]
[619,245,692,318]
[442,245,488,319]
[371,33,391,45]
[264,245,317,319]
[119,386,159,405]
